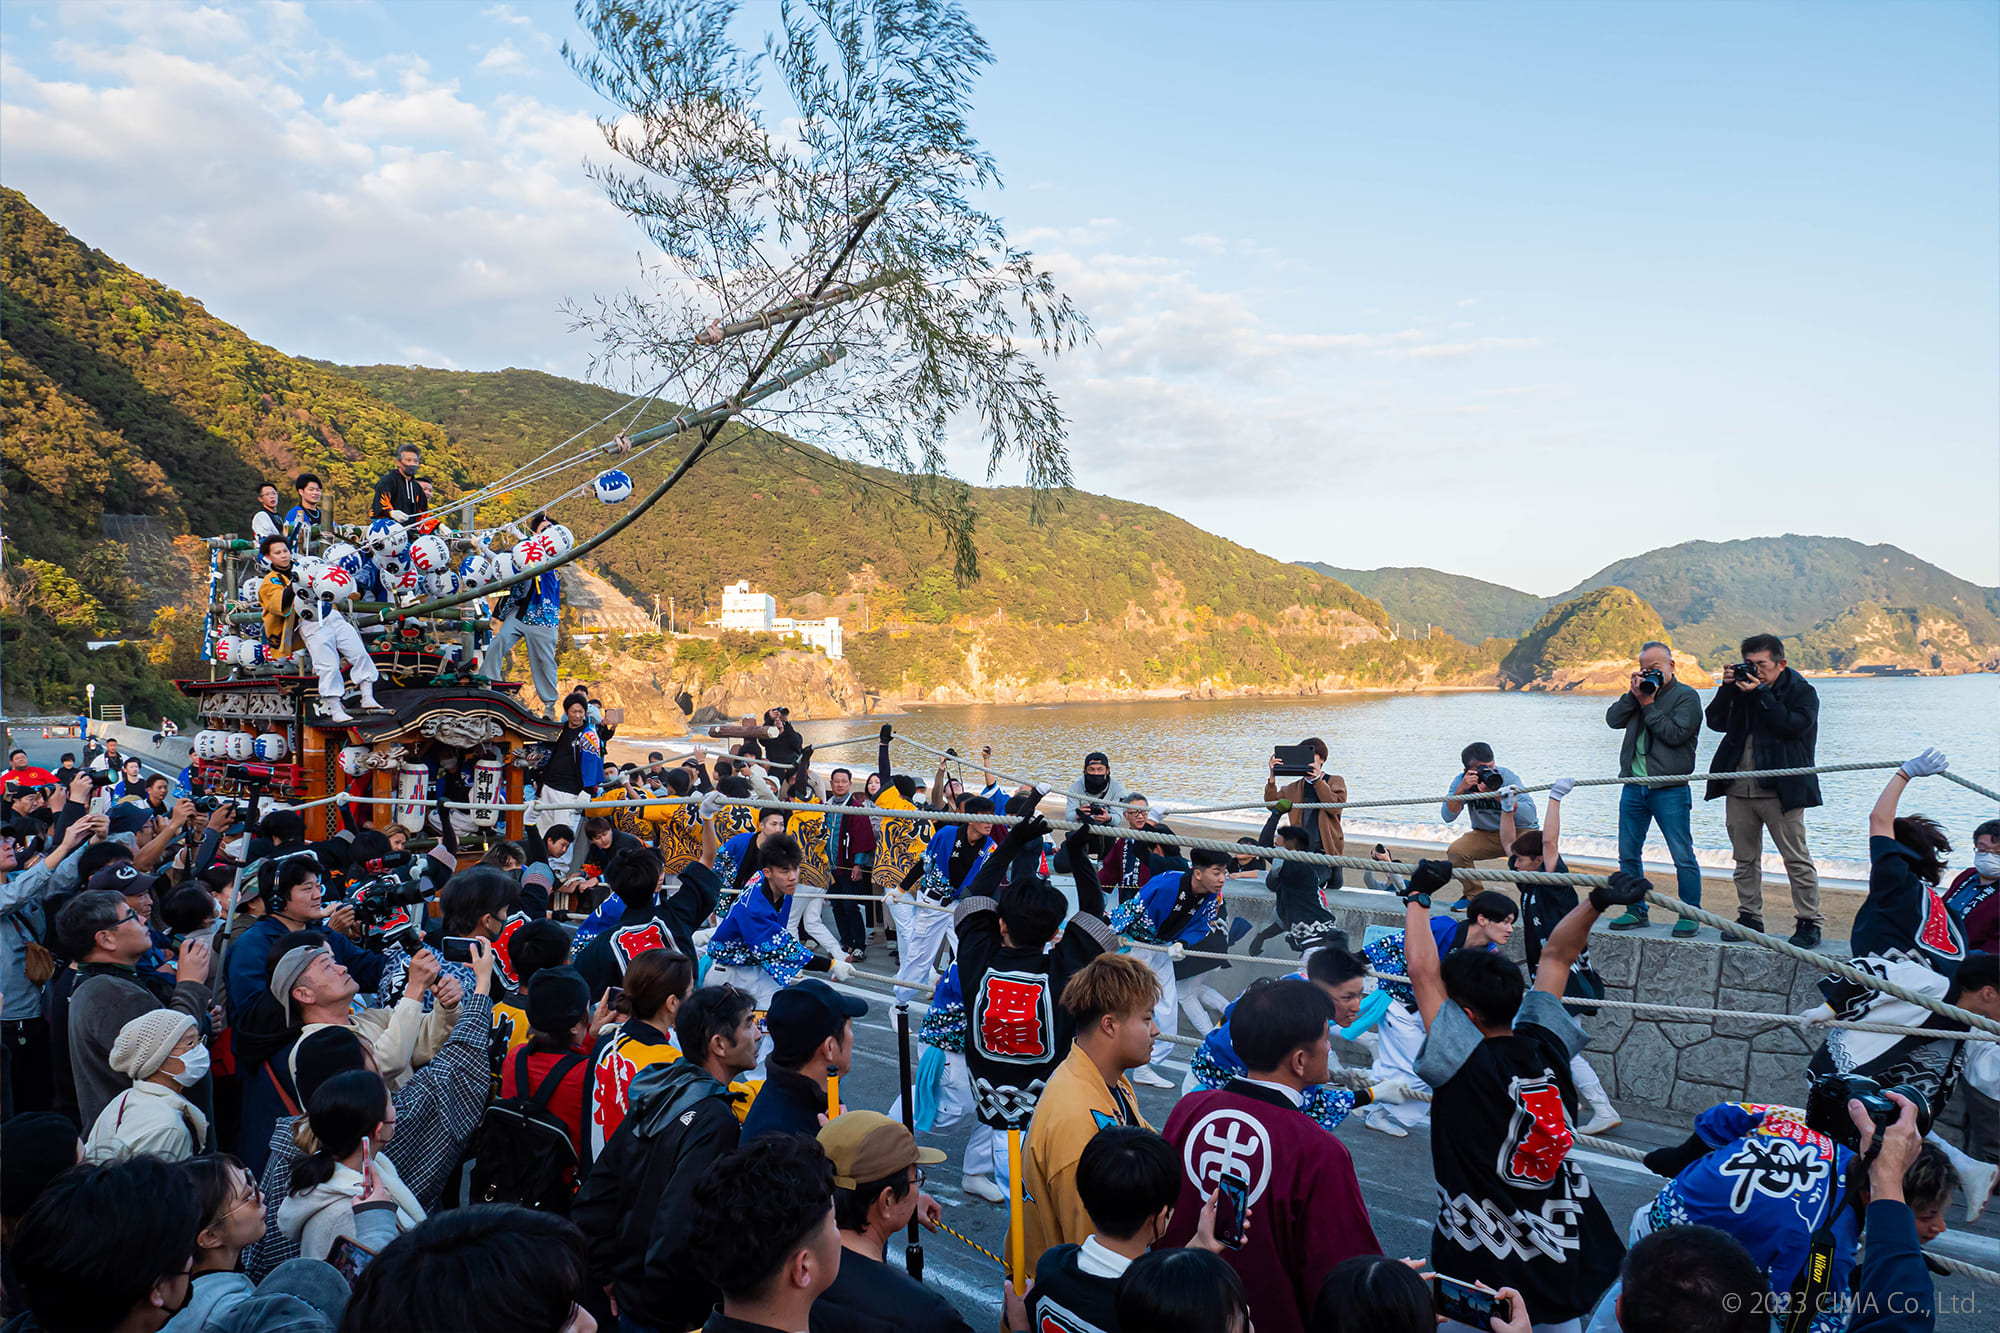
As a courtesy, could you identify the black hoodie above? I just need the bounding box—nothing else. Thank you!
[570,1059,742,1327]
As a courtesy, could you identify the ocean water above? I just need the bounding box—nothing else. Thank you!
[772,674,1998,884]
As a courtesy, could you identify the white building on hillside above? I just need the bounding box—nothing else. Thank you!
[714,580,844,659]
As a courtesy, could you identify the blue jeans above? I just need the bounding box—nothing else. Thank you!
[1617,783,1701,914]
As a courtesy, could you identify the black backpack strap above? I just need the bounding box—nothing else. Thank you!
[519,1047,586,1110]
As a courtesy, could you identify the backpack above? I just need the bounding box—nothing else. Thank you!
[469,1046,586,1211]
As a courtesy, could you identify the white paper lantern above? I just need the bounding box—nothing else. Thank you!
[425,568,460,597]
[311,566,358,601]
[594,469,634,503]
[212,634,241,665]
[232,640,268,668]
[365,519,407,557]
[338,745,373,776]
[224,732,255,761]
[458,554,494,591]
[253,732,289,761]
[542,524,575,558]
[409,534,450,573]
[324,543,364,579]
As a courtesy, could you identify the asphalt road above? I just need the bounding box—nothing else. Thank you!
[821,965,2000,1333]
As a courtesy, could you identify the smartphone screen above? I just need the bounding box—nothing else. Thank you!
[604,985,626,1013]
[324,1235,377,1284]
[1433,1275,1511,1325]
[440,935,480,964]
[1214,1171,1249,1249]
[89,790,114,816]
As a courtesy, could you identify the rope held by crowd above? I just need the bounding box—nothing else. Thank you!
[318,780,2000,1037]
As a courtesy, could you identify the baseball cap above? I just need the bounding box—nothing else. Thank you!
[269,944,333,1024]
[88,863,158,899]
[817,1111,945,1189]
[766,978,868,1068]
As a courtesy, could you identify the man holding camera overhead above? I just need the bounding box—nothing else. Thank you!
[1440,742,1536,912]
[1605,641,1706,937]
[1704,633,1824,949]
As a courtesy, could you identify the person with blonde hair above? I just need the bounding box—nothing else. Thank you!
[1022,952,1160,1268]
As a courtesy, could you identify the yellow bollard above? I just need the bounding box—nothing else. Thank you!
[1007,1127,1026,1288]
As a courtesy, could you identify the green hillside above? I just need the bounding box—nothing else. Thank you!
[1554,536,2000,667]
[331,365,1473,697]
[0,189,479,717]
[1499,585,1671,685]
[1300,563,1548,643]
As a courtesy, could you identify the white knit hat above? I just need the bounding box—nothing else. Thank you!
[109,1009,197,1081]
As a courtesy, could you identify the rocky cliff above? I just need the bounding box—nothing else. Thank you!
[569,635,872,737]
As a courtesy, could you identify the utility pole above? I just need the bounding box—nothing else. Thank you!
[654,594,660,634]
[669,597,675,634]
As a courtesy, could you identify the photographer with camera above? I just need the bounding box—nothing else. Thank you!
[1627,1095,1952,1329]
[1799,752,2000,1221]
[1605,642,1705,936]
[1704,634,1824,948]
[1264,737,1348,883]
[1440,743,1536,906]
[227,858,390,1026]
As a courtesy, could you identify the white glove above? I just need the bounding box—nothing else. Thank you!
[1901,748,1949,780]
[698,790,725,821]
[1549,777,1576,802]
[1166,942,1186,961]
[1796,1003,1836,1028]
[830,958,854,981]
[1369,1078,1410,1106]
[1496,785,1522,813]
[692,927,715,950]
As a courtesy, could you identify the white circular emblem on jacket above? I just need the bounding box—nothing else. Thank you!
[1182,1107,1274,1205]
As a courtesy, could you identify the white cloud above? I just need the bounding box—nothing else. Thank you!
[0,4,636,380]
[478,41,528,74]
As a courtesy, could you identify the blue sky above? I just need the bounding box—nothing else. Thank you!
[3,1,1994,591]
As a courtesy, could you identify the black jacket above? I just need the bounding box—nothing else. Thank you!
[573,863,720,999]
[371,469,428,520]
[739,1066,827,1142]
[1703,667,1821,811]
[571,1059,742,1329]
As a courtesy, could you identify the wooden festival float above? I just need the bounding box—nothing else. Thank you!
[178,345,851,849]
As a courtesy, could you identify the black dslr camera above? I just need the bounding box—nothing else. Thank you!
[339,862,429,954]
[1474,766,1505,792]
[1636,667,1665,695]
[1804,1072,1932,1155]
[1728,662,1759,686]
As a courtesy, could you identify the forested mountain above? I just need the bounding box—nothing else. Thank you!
[1,185,1466,713]
[1498,586,1688,691]
[1314,537,1998,674]
[1299,563,1547,643]
[333,364,1511,701]
[1,188,477,718]
[1552,536,2000,668]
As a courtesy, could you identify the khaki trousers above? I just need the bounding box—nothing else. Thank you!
[1447,827,1506,868]
[1726,794,1820,923]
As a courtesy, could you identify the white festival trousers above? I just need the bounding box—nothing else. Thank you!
[301,614,378,701]
[892,894,954,1003]
[886,1052,1007,1185]
[1138,944,1179,1067]
[1368,1000,1433,1128]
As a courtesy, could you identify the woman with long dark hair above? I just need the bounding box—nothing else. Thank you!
[276,1069,421,1261]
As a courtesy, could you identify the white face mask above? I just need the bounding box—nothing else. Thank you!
[170,1044,210,1088]
[1976,851,2000,880]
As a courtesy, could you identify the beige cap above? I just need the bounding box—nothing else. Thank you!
[816,1111,945,1190]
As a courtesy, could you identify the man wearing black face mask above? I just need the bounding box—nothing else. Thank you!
[1064,751,1130,824]
[371,444,432,520]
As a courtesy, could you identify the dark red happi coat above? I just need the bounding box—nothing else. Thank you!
[1161,1080,1382,1333]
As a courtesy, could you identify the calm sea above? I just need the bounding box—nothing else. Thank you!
[779,674,1998,884]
